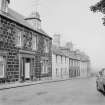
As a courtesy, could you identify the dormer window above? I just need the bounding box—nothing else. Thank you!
[0,0,10,13]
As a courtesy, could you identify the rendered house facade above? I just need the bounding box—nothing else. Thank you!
[52,35,90,80]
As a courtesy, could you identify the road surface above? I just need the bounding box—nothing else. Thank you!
[0,77,105,105]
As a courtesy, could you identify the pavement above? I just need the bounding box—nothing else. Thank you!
[0,77,83,90]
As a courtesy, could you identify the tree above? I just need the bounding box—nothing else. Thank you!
[90,0,105,25]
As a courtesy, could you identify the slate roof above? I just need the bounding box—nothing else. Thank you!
[52,45,78,60]
[52,45,90,61]
[52,46,69,57]
[0,8,51,39]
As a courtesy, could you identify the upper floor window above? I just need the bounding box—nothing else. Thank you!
[61,56,62,64]
[0,0,8,13]
[32,35,37,51]
[65,57,66,63]
[44,39,49,53]
[56,55,57,63]
[15,29,22,47]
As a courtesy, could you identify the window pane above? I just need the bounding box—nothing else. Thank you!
[15,30,22,47]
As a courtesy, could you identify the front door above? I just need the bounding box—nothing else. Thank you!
[25,58,30,79]
[20,58,31,80]
[25,62,30,79]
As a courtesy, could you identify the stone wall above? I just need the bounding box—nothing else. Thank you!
[0,16,19,82]
[0,15,52,82]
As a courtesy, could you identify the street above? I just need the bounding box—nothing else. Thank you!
[0,77,105,105]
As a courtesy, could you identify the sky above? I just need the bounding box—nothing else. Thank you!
[9,0,105,72]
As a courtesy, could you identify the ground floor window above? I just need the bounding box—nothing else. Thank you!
[56,68,59,77]
[0,56,5,78]
[41,60,48,74]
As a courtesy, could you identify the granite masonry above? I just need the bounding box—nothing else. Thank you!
[0,0,52,83]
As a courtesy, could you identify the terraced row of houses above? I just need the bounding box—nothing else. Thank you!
[0,0,90,83]
[52,42,90,80]
[52,34,90,80]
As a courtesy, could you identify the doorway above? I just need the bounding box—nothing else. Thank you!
[21,58,31,81]
[24,58,30,79]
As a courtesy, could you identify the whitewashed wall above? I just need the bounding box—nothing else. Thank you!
[52,54,69,80]
[80,62,88,77]
[52,53,89,80]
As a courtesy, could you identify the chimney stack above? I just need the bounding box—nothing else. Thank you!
[0,0,10,13]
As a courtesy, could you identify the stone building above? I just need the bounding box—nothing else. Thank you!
[0,0,52,83]
[52,34,90,80]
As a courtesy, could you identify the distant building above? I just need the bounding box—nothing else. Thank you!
[52,46,69,80]
[53,34,61,47]
[0,0,52,83]
[52,35,90,80]
[65,42,73,51]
